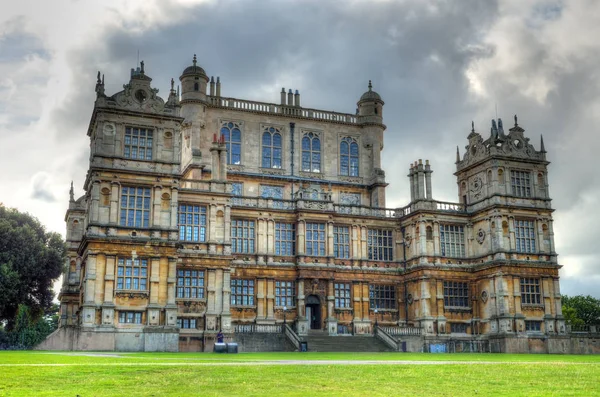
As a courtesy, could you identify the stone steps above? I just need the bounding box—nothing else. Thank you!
[305,332,393,352]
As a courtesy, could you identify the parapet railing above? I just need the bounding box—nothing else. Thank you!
[208,96,358,124]
[234,323,283,333]
[379,326,422,336]
[567,325,599,334]
[334,205,398,218]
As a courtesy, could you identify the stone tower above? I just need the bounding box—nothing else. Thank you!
[357,81,387,207]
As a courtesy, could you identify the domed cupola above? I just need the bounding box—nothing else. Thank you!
[357,80,384,122]
[179,54,209,102]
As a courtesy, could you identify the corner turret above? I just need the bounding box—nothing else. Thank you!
[179,54,210,102]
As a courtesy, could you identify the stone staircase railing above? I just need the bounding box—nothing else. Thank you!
[284,323,304,351]
[374,326,400,351]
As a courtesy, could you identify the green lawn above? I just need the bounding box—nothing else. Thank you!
[0,351,599,396]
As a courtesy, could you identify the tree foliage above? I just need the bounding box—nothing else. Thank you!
[562,295,600,326]
[0,205,66,329]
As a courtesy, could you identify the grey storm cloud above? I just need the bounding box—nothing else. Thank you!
[23,0,600,297]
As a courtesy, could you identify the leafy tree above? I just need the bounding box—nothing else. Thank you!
[0,205,66,329]
[9,304,55,349]
[562,295,600,326]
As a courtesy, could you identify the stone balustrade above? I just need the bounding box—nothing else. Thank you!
[380,326,422,336]
[209,96,357,124]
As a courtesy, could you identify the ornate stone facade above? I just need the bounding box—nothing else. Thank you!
[49,57,569,352]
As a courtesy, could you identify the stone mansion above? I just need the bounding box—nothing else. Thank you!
[42,55,575,353]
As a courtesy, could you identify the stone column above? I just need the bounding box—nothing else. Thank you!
[537,218,545,253]
[94,254,106,305]
[257,218,266,264]
[326,279,337,335]
[103,255,115,303]
[152,186,162,227]
[266,219,274,259]
[508,217,516,251]
[82,254,97,327]
[224,205,232,254]
[90,181,100,223]
[256,278,266,321]
[419,220,427,262]
[208,204,217,254]
[327,221,334,264]
[513,276,524,333]
[221,269,232,332]
[360,226,368,260]
[433,222,440,259]
[167,258,177,305]
[352,225,360,261]
[205,269,217,330]
[170,187,179,229]
[266,278,275,321]
[110,182,119,224]
[296,279,308,335]
[101,255,115,326]
[297,220,305,256]
[466,222,474,257]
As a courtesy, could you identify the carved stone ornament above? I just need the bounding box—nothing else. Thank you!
[407,294,413,305]
[476,229,486,244]
[481,290,488,303]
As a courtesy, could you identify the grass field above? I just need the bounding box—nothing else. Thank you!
[0,351,599,396]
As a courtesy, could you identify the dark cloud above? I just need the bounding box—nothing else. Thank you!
[31,173,56,203]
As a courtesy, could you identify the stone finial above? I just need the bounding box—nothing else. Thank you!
[140,60,145,74]
[368,80,372,91]
[97,71,101,84]
[456,146,460,163]
[514,114,518,127]
[193,54,197,67]
[170,78,175,91]
[540,135,546,153]
[69,181,75,202]
[471,121,475,133]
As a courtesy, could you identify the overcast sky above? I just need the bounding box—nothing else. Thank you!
[1,0,598,298]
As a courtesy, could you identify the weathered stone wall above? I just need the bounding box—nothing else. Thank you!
[233,333,294,352]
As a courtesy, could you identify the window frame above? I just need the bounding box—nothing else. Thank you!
[261,126,283,169]
[440,224,466,257]
[333,225,351,259]
[119,186,151,228]
[117,258,148,291]
[525,320,542,332]
[510,170,532,198]
[334,283,352,308]
[367,229,393,261]
[275,222,296,256]
[176,269,205,299]
[231,279,255,307]
[369,285,396,310]
[339,137,359,177]
[177,318,198,329]
[305,223,326,256]
[275,281,295,307]
[221,122,242,165]
[520,277,542,306]
[515,219,536,253]
[124,126,153,161]
[178,204,207,242]
[443,280,470,309]
[118,311,143,324]
[301,132,321,173]
[231,219,256,254]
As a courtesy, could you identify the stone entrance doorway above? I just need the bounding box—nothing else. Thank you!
[305,294,321,330]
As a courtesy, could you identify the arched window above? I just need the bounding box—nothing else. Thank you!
[340,137,359,176]
[194,82,199,91]
[221,122,242,165]
[302,132,321,173]
[261,127,282,168]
